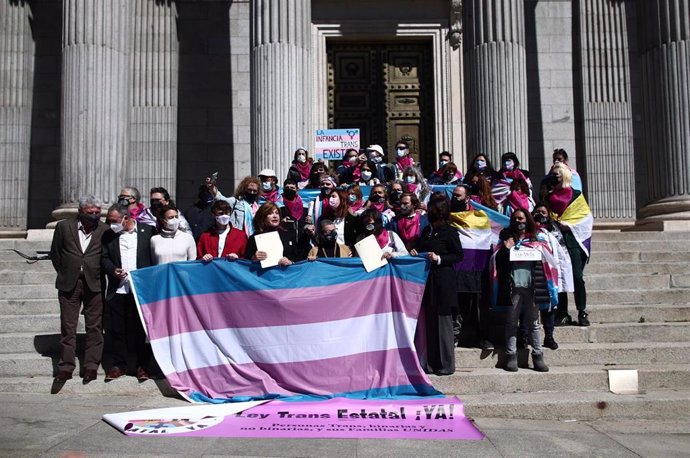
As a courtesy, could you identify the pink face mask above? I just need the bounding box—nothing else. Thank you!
[329,197,340,208]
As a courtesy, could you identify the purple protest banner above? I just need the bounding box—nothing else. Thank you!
[105,397,483,440]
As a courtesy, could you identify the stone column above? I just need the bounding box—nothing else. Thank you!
[636,0,690,229]
[251,0,312,180]
[0,1,34,233]
[463,0,529,168]
[128,0,178,197]
[576,0,636,222]
[54,0,130,220]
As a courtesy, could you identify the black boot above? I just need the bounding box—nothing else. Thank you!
[543,334,559,350]
[532,353,549,372]
[505,353,518,372]
[578,311,590,327]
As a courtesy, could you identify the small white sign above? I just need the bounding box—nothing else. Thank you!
[608,369,639,394]
[354,235,388,272]
[509,247,542,261]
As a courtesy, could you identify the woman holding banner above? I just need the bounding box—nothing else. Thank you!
[410,193,464,376]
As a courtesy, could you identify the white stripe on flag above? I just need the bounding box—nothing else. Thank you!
[152,312,418,375]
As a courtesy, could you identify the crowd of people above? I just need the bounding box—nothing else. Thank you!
[49,143,590,384]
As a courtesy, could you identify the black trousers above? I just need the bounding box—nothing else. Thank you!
[107,292,152,371]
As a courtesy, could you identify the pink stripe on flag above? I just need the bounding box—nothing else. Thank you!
[141,276,426,341]
[165,348,431,400]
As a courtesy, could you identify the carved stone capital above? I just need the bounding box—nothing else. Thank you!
[449,0,463,49]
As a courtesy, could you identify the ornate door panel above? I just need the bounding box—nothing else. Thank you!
[328,43,434,171]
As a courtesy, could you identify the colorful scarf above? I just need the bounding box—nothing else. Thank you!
[241,200,258,237]
[348,199,364,213]
[282,194,304,220]
[396,213,421,249]
[396,156,414,175]
[369,201,386,213]
[505,190,531,215]
[262,188,280,203]
[293,160,312,181]
[375,229,390,249]
[548,187,573,217]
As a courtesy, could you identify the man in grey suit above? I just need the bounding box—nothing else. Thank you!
[102,204,154,381]
[50,195,109,383]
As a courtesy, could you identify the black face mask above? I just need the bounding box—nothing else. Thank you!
[117,197,130,206]
[245,192,258,203]
[283,189,297,200]
[320,187,331,197]
[534,213,548,224]
[323,231,337,243]
[80,213,100,226]
[199,191,213,205]
[389,190,402,203]
[545,174,559,187]
[512,222,527,232]
[469,184,479,195]
[450,199,467,212]
[150,200,163,212]
[370,194,383,203]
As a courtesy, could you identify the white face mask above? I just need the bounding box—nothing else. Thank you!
[165,218,180,232]
[348,156,357,164]
[370,154,382,163]
[329,197,340,208]
[297,154,307,163]
[261,181,272,191]
[396,148,407,158]
[215,214,231,226]
[405,175,416,184]
[439,160,448,167]
[361,170,373,181]
[110,222,124,234]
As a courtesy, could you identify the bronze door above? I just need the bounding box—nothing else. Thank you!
[327,42,435,173]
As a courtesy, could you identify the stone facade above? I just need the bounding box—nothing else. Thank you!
[0,0,688,232]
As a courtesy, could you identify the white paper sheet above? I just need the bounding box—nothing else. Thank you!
[354,235,388,272]
[255,231,283,268]
[509,246,542,261]
[608,369,639,394]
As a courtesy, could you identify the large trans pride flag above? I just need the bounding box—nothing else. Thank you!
[129,257,440,403]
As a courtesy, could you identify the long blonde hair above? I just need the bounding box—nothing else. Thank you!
[552,164,573,189]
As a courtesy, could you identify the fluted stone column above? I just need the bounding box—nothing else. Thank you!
[128,0,178,197]
[577,0,636,221]
[463,0,529,168]
[54,0,130,220]
[251,0,312,180]
[0,1,34,233]
[636,0,690,228]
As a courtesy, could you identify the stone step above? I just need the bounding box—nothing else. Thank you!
[454,342,690,368]
[0,374,174,397]
[587,303,690,323]
[591,240,690,252]
[0,299,59,315]
[432,364,690,396]
[3,342,689,377]
[553,322,690,344]
[0,260,55,272]
[0,315,79,334]
[588,251,690,263]
[461,390,690,420]
[0,285,61,300]
[587,288,690,305]
[584,273,673,291]
[593,231,690,241]
[586,262,690,275]
[0,271,56,285]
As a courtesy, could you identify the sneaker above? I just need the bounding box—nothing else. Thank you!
[543,335,559,350]
[578,311,590,327]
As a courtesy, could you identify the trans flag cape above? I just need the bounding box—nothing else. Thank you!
[489,239,560,312]
[129,257,440,403]
[551,192,593,257]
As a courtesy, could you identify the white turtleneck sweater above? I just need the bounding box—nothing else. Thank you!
[150,230,197,265]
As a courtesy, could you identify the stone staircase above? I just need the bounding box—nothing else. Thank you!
[1,232,689,420]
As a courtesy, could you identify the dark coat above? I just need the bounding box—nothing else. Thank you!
[50,217,109,292]
[416,222,464,314]
[494,236,550,309]
[244,228,310,263]
[101,223,154,300]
